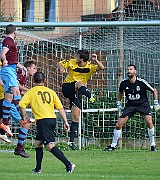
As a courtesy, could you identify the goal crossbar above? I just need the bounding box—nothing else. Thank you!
[0,21,160,27]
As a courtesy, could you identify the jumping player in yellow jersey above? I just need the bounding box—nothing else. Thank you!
[19,72,75,173]
[57,49,104,150]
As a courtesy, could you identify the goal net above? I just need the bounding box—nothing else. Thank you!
[0,0,160,150]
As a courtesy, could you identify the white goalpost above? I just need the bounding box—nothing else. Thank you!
[0,21,160,150]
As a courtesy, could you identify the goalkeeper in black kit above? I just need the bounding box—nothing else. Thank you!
[104,64,160,152]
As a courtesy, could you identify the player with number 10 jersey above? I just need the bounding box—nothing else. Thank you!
[19,86,63,121]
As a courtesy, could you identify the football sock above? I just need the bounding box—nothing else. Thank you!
[2,100,12,125]
[35,147,43,170]
[12,95,21,111]
[78,86,91,98]
[70,121,78,142]
[10,103,22,123]
[111,129,121,147]
[148,127,155,146]
[17,127,28,149]
[51,146,70,167]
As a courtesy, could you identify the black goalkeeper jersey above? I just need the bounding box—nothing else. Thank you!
[119,76,154,106]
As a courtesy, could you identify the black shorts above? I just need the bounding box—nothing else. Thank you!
[120,101,152,119]
[62,82,82,109]
[35,118,56,146]
[0,99,4,119]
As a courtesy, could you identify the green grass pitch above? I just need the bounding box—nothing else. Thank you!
[0,149,160,180]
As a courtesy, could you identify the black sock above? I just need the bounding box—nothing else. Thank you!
[35,147,43,170]
[78,86,91,98]
[70,122,78,142]
[51,146,70,167]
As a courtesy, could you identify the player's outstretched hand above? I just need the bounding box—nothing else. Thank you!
[153,100,160,111]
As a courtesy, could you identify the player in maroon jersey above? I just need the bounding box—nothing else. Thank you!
[0,24,27,137]
[0,24,36,157]
[0,60,37,156]
[17,60,37,95]
[14,60,37,157]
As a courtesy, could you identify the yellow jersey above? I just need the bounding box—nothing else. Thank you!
[0,85,4,100]
[19,85,63,121]
[59,59,98,84]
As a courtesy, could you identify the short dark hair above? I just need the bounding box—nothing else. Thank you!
[6,24,16,35]
[128,64,137,70]
[33,72,45,83]
[24,60,36,68]
[77,49,89,62]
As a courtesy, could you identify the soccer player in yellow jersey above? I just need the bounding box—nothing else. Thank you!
[57,49,104,150]
[19,72,75,173]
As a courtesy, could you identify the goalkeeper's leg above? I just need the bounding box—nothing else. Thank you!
[104,116,128,151]
[145,115,156,151]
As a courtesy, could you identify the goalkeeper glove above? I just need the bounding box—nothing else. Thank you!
[116,101,123,112]
[153,100,160,111]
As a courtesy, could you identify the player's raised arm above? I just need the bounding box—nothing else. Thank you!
[91,54,104,71]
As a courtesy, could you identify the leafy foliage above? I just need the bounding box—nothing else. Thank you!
[82,89,118,139]
[0,0,15,22]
